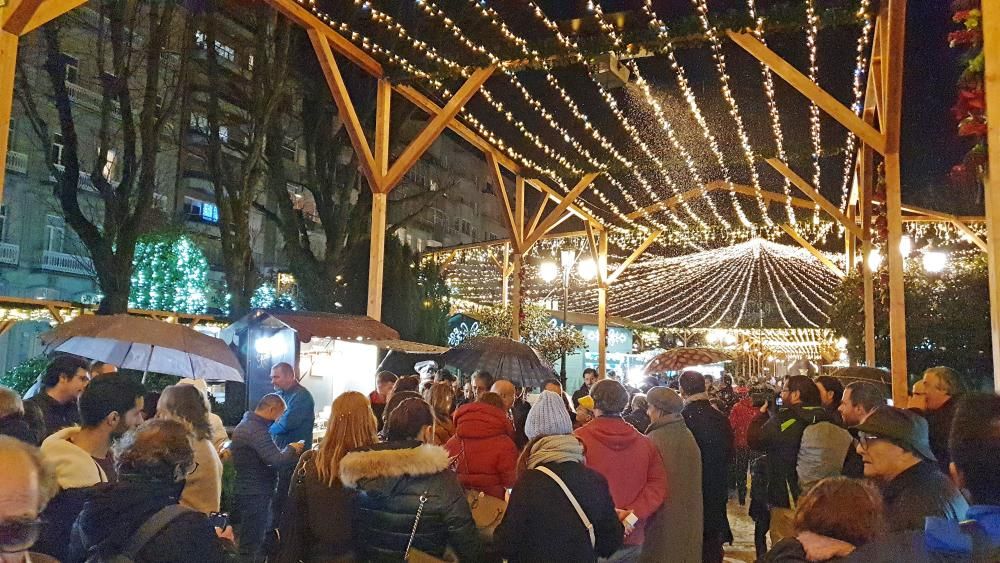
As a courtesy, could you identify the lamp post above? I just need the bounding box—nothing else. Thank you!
[559,249,576,388]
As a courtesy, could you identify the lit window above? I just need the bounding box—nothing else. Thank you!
[102,148,117,179]
[62,55,79,85]
[201,202,219,223]
[50,134,64,166]
[45,215,65,253]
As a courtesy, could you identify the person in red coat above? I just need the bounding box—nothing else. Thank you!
[729,392,757,505]
[574,380,668,561]
[445,394,518,500]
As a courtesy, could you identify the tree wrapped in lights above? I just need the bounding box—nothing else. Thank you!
[468,304,587,365]
[129,233,209,314]
[250,283,301,311]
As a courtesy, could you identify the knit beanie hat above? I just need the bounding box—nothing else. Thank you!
[525,390,573,440]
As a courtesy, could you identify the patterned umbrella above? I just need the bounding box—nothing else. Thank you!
[442,336,553,386]
[643,347,732,375]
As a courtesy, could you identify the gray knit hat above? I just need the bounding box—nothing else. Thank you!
[525,390,573,440]
[647,387,684,414]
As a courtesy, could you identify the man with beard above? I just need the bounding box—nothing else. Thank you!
[33,375,145,561]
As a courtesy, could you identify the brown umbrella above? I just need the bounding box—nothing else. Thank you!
[828,366,891,386]
[42,314,243,381]
[442,336,553,386]
[643,347,732,375]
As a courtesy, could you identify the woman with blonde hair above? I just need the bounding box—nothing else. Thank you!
[156,384,223,514]
[428,382,456,445]
[276,391,378,563]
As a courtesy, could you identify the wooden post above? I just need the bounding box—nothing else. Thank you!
[367,192,387,320]
[501,244,510,306]
[860,146,877,367]
[511,253,522,341]
[982,0,1000,390]
[884,0,908,405]
[845,204,857,271]
[597,231,608,378]
[0,31,16,203]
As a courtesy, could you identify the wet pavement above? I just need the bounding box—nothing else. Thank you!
[724,498,759,563]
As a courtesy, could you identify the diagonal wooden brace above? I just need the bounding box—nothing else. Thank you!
[607,230,661,284]
[521,172,600,251]
[767,158,864,240]
[780,224,845,277]
[487,151,521,252]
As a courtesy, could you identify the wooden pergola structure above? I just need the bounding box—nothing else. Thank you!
[2,0,1000,400]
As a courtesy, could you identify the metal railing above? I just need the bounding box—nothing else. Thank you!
[0,242,19,266]
[5,151,27,174]
[41,250,94,276]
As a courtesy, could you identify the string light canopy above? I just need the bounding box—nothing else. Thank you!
[306,0,878,249]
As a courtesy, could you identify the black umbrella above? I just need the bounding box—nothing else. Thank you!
[442,336,553,386]
[828,366,891,394]
[376,350,444,376]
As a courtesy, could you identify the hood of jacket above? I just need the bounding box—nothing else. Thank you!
[923,505,1000,555]
[40,426,108,489]
[783,404,830,425]
[452,402,513,440]
[75,480,185,552]
[339,441,450,489]
[575,416,644,451]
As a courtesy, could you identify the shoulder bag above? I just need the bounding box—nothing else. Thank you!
[452,440,507,539]
[535,465,595,548]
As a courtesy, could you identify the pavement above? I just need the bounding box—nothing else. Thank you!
[724,498,759,563]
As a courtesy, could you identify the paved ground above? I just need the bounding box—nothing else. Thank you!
[724,498,759,563]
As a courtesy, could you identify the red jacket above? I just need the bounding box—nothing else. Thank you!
[729,397,757,449]
[444,402,518,499]
[574,416,668,546]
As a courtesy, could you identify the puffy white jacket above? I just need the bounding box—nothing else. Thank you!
[40,426,109,489]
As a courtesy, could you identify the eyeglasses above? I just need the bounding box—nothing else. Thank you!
[0,518,43,554]
[858,432,900,450]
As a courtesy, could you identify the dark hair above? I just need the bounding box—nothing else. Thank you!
[115,419,195,482]
[383,390,422,423]
[435,369,455,383]
[42,355,90,388]
[542,378,562,390]
[385,397,434,441]
[256,393,286,412]
[158,385,212,441]
[376,371,398,385]
[924,366,965,396]
[949,394,1000,505]
[678,371,706,396]
[478,392,504,410]
[815,376,845,406]
[142,392,160,421]
[844,381,886,412]
[78,375,145,428]
[393,375,421,394]
[786,375,822,406]
[472,370,494,388]
[590,379,629,415]
[582,368,598,377]
[793,477,887,546]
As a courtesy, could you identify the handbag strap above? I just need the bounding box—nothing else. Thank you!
[122,504,192,559]
[404,491,430,560]
[535,466,595,548]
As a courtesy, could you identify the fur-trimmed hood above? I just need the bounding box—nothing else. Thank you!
[339,441,450,489]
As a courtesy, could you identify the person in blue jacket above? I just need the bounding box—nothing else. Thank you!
[267,362,314,534]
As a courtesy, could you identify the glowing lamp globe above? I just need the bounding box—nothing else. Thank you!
[577,258,597,281]
[867,249,883,271]
[922,251,947,273]
[538,261,559,283]
[899,235,912,257]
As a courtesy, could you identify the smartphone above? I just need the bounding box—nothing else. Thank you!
[208,512,229,529]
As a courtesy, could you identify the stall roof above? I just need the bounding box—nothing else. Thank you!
[266,311,400,343]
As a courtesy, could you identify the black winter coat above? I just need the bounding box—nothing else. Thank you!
[880,460,968,532]
[67,480,226,563]
[747,404,829,508]
[0,413,36,444]
[339,441,481,562]
[682,399,735,544]
[276,450,357,563]
[494,461,624,563]
[911,399,957,474]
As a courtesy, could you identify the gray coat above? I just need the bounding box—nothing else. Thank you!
[641,415,703,563]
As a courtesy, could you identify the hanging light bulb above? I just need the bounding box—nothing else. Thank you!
[577,258,597,281]
[538,261,559,283]
[922,251,947,273]
[867,248,883,271]
[899,235,912,257]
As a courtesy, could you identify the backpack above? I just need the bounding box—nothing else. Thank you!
[796,421,853,492]
[85,504,192,563]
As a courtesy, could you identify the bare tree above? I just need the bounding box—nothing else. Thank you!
[17,0,187,313]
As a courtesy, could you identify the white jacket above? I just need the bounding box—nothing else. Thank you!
[40,426,109,489]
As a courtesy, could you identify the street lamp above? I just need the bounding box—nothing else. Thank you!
[538,261,559,283]
[577,258,597,281]
[558,249,577,388]
[922,251,947,273]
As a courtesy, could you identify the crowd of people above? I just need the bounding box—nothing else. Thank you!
[1,355,999,563]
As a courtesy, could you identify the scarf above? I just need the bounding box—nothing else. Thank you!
[684,392,710,405]
[527,435,585,469]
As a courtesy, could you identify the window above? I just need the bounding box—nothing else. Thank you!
[247,54,255,71]
[0,205,7,242]
[101,148,117,179]
[7,118,15,152]
[460,219,471,235]
[282,137,297,160]
[201,202,219,223]
[45,215,65,253]
[62,55,79,85]
[183,196,218,223]
[218,126,229,144]
[195,30,207,47]
[50,134,64,166]
[190,113,209,133]
[215,42,236,63]
[430,207,446,226]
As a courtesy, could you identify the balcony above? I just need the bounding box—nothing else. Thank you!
[66,82,122,118]
[5,151,27,174]
[0,242,19,266]
[41,250,94,276]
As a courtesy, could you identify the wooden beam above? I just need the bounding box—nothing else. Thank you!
[897,202,988,252]
[420,229,590,257]
[780,224,845,277]
[2,0,43,35]
[525,177,603,227]
[727,30,887,155]
[522,172,600,251]
[515,175,525,243]
[501,245,510,306]
[766,158,864,240]
[265,0,383,76]
[511,253,523,340]
[487,151,521,252]
[0,320,12,337]
[374,79,391,180]
[46,305,64,324]
[9,0,87,35]
[607,230,661,284]
[626,184,719,220]
[882,0,906,155]
[585,222,604,287]
[716,181,818,211]
[381,65,495,192]
[860,144,876,367]
[0,31,16,204]
[367,192,387,321]
[308,30,380,193]
[597,231,608,378]
[528,197,548,237]
[439,249,459,271]
[981,0,1000,390]
[845,205,857,271]
[949,219,988,252]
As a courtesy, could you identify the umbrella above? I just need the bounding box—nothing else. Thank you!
[441,336,552,386]
[376,350,444,376]
[788,358,821,376]
[643,347,732,375]
[42,315,243,382]
[828,366,891,386]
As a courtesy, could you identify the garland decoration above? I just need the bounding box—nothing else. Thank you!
[949,0,988,185]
